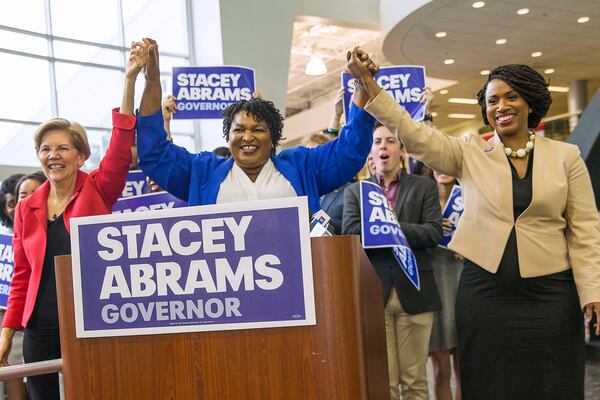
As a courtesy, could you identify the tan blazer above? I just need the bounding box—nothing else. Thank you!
[365,90,600,307]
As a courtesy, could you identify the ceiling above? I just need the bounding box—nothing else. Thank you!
[286,21,384,116]
[287,0,600,131]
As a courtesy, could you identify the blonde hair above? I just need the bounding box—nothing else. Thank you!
[34,118,91,160]
[302,133,331,148]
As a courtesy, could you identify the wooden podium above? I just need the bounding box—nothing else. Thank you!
[55,236,389,399]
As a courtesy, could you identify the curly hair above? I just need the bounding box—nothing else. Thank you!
[0,173,25,229]
[221,98,284,148]
[476,64,552,128]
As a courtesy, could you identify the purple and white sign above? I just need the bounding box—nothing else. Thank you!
[440,185,463,248]
[0,234,13,309]
[70,197,314,338]
[113,192,188,214]
[172,66,255,119]
[342,65,426,122]
[359,181,420,290]
[121,170,148,199]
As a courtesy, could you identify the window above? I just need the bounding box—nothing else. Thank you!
[0,0,195,169]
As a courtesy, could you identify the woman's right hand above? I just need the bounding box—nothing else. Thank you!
[143,38,160,82]
[0,327,15,367]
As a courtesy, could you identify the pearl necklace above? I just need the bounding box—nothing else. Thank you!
[504,131,535,158]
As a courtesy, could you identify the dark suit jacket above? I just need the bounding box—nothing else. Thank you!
[320,181,353,235]
[342,172,442,314]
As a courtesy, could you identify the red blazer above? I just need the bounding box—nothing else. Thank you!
[3,109,136,329]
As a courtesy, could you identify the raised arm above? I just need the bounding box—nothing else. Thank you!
[347,47,467,178]
[92,41,143,205]
[302,50,377,195]
[162,95,176,141]
[136,39,196,201]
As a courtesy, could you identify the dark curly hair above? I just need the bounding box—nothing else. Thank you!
[221,98,284,148]
[0,173,25,229]
[476,64,552,128]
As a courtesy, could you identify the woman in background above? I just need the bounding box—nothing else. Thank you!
[15,171,47,202]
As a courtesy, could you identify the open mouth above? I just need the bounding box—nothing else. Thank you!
[48,163,65,170]
[379,154,390,161]
[496,113,515,124]
[240,145,259,153]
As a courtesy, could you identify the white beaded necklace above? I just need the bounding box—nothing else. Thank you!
[504,131,535,158]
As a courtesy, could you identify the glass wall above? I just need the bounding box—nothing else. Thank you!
[0,0,195,169]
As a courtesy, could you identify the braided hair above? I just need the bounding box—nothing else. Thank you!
[476,64,552,128]
[221,98,284,148]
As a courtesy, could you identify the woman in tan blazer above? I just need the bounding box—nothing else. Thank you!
[345,48,600,400]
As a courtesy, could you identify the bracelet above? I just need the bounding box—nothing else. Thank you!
[423,114,433,122]
[353,80,366,91]
[325,128,339,134]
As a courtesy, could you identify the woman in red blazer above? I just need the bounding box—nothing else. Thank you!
[0,42,148,400]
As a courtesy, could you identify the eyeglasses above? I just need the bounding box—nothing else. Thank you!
[37,144,76,156]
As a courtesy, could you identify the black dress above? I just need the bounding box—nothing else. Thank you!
[456,153,585,400]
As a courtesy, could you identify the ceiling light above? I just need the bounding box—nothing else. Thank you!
[544,68,555,74]
[531,51,543,57]
[448,113,476,119]
[304,55,327,76]
[577,16,590,24]
[448,98,479,105]
[439,89,449,95]
[548,86,569,93]
[444,59,455,65]
[496,38,507,45]
[517,8,529,15]
[472,2,485,8]
[480,69,491,75]
[435,32,447,38]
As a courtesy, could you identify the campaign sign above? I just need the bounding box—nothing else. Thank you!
[121,170,147,199]
[70,197,314,338]
[440,185,463,248]
[113,192,188,214]
[342,66,426,122]
[359,181,420,290]
[172,66,255,119]
[0,234,13,309]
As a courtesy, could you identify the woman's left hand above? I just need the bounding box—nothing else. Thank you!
[584,302,600,336]
[126,41,148,80]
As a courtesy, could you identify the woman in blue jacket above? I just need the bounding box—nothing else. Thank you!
[137,39,377,211]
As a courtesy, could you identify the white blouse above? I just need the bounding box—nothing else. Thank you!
[216,159,298,204]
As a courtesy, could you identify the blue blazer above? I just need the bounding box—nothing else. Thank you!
[136,104,375,212]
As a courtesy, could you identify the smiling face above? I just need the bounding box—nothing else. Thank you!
[37,130,85,185]
[485,79,531,138]
[372,125,405,177]
[17,178,43,202]
[3,193,16,223]
[228,112,273,175]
